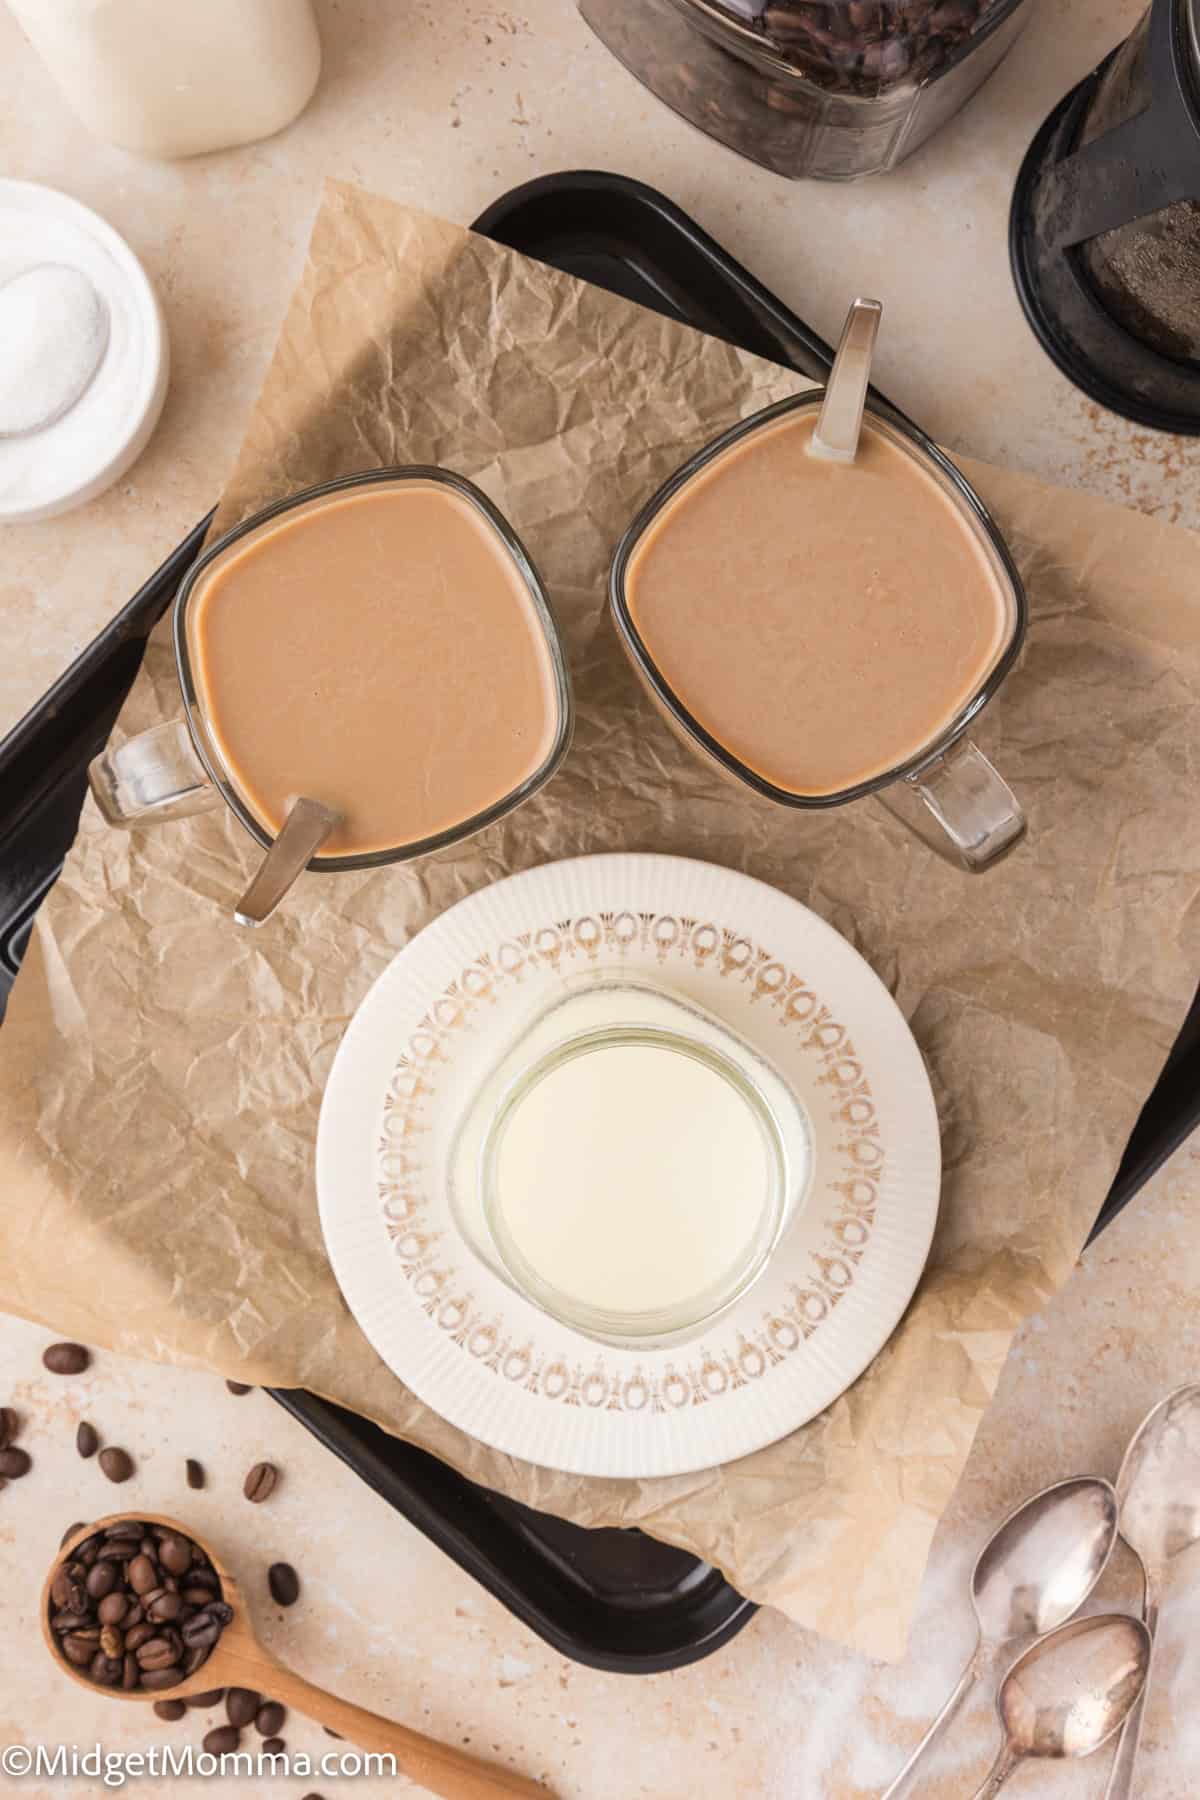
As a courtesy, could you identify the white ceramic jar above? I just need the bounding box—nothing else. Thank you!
[6,0,322,158]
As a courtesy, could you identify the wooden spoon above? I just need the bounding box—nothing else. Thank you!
[43,1512,551,1800]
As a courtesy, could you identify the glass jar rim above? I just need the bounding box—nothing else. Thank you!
[481,1023,789,1346]
[609,391,1027,811]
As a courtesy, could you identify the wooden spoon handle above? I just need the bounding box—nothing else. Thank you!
[250,1658,550,1799]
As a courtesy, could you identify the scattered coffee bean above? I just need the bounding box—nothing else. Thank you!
[225,1381,253,1396]
[48,1521,231,1693]
[323,1726,343,1738]
[243,1461,277,1504]
[0,1448,31,1478]
[261,1736,286,1754]
[43,1342,90,1375]
[184,1688,225,1709]
[301,1792,326,1799]
[186,1458,205,1490]
[98,1447,134,1484]
[60,1520,87,1547]
[203,1725,240,1755]
[255,1700,286,1737]
[153,1699,186,1722]
[267,1562,300,1607]
[75,1421,99,1459]
[225,1688,260,1728]
[0,1406,19,1447]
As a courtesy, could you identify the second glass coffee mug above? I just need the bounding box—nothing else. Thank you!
[609,394,1028,872]
[88,467,574,898]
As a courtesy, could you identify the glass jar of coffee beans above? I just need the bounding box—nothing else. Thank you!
[580,0,1033,179]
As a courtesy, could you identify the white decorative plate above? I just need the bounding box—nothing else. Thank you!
[317,854,940,1478]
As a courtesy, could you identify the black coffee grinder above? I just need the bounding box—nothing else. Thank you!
[1010,0,1200,434]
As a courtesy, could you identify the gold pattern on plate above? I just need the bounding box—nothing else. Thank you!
[377,911,884,1412]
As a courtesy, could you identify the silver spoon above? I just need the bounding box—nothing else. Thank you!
[971,1613,1151,1798]
[808,296,882,463]
[881,1476,1118,1799]
[1103,1383,1200,1800]
[234,796,341,927]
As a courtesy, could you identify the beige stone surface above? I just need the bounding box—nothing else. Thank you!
[1,0,1198,1794]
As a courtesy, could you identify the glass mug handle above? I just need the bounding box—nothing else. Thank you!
[880,738,1025,871]
[89,721,220,826]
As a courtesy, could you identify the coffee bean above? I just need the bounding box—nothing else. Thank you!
[186,1566,218,1591]
[140,1537,158,1560]
[184,1688,225,1709]
[60,1521,88,1549]
[98,1590,129,1626]
[85,1562,116,1601]
[153,1699,186,1721]
[225,1688,260,1728]
[43,1342,90,1375]
[75,1421,99,1459]
[96,1541,130,1562]
[128,1555,158,1594]
[267,1562,300,1607]
[203,1726,240,1755]
[125,1622,154,1651]
[89,1650,122,1686]
[0,1448,30,1478]
[185,1457,205,1489]
[183,1585,215,1605]
[182,1645,211,1676]
[261,1737,286,1754]
[140,1666,183,1692]
[243,1461,277,1504]
[158,1534,191,1575]
[255,1701,286,1737]
[51,1569,78,1609]
[300,1793,327,1799]
[51,1610,91,1632]
[136,1636,179,1672]
[0,1406,19,1447]
[124,1601,145,1625]
[98,1447,134,1483]
[122,1653,139,1690]
[323,1726,343,1738]
[181,1613,220,1650]
[62,1632,99,1666]
[225,1380,253,1395]
[99,1625,124,1659]
[207,1602,233,1626]
[105,1521,142,1539]
[148,1592,183,1623]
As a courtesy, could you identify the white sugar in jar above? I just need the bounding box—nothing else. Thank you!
[0,181,168,522]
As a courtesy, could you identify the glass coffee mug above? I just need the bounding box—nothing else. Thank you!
[609,394,1027,871]
[89,468,574,884]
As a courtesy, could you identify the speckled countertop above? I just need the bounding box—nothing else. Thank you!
[0,1,1197,1795]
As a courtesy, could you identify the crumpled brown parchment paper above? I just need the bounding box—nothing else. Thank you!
[1,181,1198,1660]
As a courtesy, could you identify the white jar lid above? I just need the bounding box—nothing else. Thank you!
[0,180,169,523]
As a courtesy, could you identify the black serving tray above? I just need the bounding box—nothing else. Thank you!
[0,170,1196,1672]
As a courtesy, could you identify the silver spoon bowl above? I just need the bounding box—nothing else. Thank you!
[971,1613,1151,1798]
[1104,1383,1200,1800]
[881,1475,1118,1798]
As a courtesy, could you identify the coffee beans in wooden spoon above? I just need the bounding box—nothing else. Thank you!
[46,1521,232,1691]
